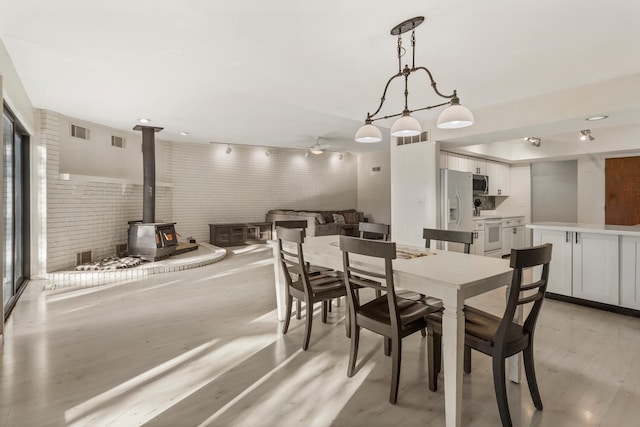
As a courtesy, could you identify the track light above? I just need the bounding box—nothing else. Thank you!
[524,137,541,147]
[304,150,310,159]
[225,144,232,154]
[265,149,272,157]
[339,153,344,160]
[580,129,595,141]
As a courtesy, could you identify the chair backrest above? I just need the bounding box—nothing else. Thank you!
[339,236,401,328]
[422,228,474,254]
[276,226,311,291]
[275,220,308,229]
[496,243,553,349]
[359,222,390,241]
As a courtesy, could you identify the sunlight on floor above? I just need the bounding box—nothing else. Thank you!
[64,334,279,426]
[193,259,274,283]
[232,245,273,255]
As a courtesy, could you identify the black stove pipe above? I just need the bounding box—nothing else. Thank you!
[133,125,163,223]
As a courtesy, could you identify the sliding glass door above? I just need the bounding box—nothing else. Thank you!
[3,106,29,318]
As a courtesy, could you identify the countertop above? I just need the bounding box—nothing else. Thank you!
[527,222,640,237]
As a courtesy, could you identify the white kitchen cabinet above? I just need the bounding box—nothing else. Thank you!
[469,158,487,175]
[439,152,448,169]
[502,217,526,256]
[533,229,619,304]
[620,236,640,309]
[487,161,510,196]
[445,153,469,172]
[471,220,485,256]
[572,232,619,305]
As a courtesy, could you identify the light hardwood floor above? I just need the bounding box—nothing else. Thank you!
[2,245,640,426]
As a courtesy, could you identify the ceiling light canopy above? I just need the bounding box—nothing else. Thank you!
[138,118,151,124]
[524,137,541,147]
[580,129,595,141]
[355,16,474,143]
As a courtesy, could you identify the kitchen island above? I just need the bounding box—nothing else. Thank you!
[528,222,640,314]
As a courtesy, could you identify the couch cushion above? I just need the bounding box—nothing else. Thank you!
[342,210,359,224]
[333,213,346,224]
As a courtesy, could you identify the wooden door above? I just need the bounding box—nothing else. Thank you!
[606,157,640,225]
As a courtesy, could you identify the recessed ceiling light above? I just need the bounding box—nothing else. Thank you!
[586,115,608,121]
[179,131,188,136]
[138,118,150,124]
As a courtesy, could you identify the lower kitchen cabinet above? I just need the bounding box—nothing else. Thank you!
[470,219,485,256]
[533,228,619,304]
[501,217,525,256]
[620,236,640,309]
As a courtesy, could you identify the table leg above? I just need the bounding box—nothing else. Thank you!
[442,289,464,427]
[271,242,286,321]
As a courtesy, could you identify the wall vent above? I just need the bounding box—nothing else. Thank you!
[70,124,90,140]
[111,135,126,148]
[76,250,92,265]
[372,166,381,172]
[115,243,128,256]
[396,131,429,146]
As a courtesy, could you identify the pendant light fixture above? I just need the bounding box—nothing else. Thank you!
[355,16,474,143]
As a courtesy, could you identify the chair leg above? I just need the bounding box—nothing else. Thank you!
[390,338,402,404]
[464,345,472,374]
[523,345,543,410]
[384,337,391,356]
[347,325,360,377]
[345,305,351,338]
[427,325,441,392]
[492,356,513,427]
[328,299,332,312]
[302,300,313,351]
[296,299,302,320]
[322,301,328,323]
[282,295,293,334]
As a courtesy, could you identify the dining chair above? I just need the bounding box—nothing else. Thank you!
[277,227,347,351]
[425,243,553,427]
[339,236,441,404]
[422,228,474,254]
[358,222,390,241]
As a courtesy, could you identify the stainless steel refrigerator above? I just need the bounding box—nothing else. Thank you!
[440,169,473,252]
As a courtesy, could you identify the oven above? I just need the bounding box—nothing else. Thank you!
[484,218,502,257]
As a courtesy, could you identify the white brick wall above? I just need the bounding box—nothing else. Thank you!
[39,112,357,271]
[171,143,357,242]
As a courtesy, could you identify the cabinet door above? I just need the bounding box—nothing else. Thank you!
[620,236,640,309]
[487,161,510,196]
[572,232,619,305]
[469,158,487,175]
[533,229,572,296]
[471,230,485,256]
[447,153,469,172]
[502,227,513,256]
[513,226,525,249]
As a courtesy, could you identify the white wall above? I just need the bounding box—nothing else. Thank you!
[391,141,438,246]
[171,143,357,243]
[0,40,34,134]
[496,164,532,246]
[577,156,606,224]
[357,149,391,225]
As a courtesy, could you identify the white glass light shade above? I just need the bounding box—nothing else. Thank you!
[355,124,383,143]
[437,104,474,129]
[390,115,422,137]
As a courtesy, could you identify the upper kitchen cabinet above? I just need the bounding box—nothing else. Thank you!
[487,160,510,196]
[444,152,470,172]
[468,157,487,175]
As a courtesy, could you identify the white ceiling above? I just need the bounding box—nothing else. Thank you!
[1,0,640,159]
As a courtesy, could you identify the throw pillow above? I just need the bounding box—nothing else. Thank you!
[343,211,359,224]
[316,213,326,224]
[333,213,346,224]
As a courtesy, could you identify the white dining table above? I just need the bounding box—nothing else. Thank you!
[271,235,515,427]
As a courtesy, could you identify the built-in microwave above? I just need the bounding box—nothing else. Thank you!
[473,174,489,195]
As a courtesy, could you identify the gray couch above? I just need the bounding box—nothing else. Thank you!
[266,209,363,237]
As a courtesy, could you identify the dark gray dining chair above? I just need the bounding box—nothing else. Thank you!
[426,243,553,427]
[277,227,347,351]
[423,228,474,254]
[340,236,441,404]
[358,222,390,241]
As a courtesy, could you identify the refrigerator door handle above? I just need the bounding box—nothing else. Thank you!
[456,192,463,227]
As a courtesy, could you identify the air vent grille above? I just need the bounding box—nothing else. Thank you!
[76,250,92,265]
[372,166,381,172]
[70,124,90,140]
[111,135,126,148]
[396,131,429,146]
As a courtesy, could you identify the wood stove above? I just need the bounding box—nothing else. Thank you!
[128,124,177,261]
[128,221,177,261]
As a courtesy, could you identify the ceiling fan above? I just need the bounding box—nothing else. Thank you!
[298,136,333,155]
